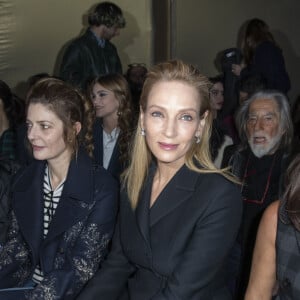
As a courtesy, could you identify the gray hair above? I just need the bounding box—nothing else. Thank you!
[235,90,293,150]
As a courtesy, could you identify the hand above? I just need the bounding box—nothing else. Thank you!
[231,64,242,76]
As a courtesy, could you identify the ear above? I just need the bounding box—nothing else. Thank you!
[73,122,82,135]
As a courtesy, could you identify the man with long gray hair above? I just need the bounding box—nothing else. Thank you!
[222,90,294,298]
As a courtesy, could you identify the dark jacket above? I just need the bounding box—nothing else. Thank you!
[77,164,242,300]
[276,201,300,299]
[241,41,291,94]
[0,149,118,299]
[222,145,291,298]
[59,29,122,90]
[93,119,123,181]
[0,159,20,245]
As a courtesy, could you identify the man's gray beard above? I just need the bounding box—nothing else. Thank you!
[248,133,282,158]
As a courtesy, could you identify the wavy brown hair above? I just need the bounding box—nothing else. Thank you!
[26,77,95,157]
[283,154,300,231]
[89,74,135,165]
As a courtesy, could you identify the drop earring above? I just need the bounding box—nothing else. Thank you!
[195,135,200,144]
[141,128,146,136]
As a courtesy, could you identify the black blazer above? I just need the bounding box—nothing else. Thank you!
[77,164,242,300]
[93,119,123,181]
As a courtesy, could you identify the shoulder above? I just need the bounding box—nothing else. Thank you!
[261,200,279,229]
[255,41,282,57]
[93,163,119,191]
[194,171,241,206]
[105,40,117,51]
[65,31,95,52]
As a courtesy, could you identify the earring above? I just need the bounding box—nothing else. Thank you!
[141,128,146,136]
[195,135,200,144]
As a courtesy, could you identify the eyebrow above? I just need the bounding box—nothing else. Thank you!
[147,105,198,113]
[26,120,55,125]
[248,112,277,116]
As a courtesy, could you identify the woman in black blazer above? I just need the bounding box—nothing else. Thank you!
[0,78,118,299]
[89,74,135,180]
[78,60,242,299]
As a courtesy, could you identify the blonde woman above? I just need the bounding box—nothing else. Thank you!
[78,60,242,300]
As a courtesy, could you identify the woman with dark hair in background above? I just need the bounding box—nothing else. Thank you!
[0,78,118,299]
[89,73,135,180]
[232,18,290,94]
[209,75,234,167]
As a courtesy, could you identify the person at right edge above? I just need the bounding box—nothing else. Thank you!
[232,18,290,95]
[77,60,242,299]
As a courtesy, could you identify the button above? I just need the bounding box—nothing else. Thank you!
[59,247,64,254]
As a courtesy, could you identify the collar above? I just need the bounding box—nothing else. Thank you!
[90,28,106,48]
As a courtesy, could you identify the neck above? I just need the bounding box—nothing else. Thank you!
[47,151,72,190]
[90,25,105,39]
[102,115,118,134]
[155,161,183,185]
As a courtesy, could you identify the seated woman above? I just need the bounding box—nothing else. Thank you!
[0,80,25,161]
[89,73,135,180]
[209,75,234,168]
[245,153,300,299]
[77,60,242,300]
[0,78,118,299]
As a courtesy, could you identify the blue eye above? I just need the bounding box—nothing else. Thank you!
[180,114,193,121]
[151,111,163,117]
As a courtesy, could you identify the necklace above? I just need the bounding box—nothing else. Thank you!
[242,153,276,205]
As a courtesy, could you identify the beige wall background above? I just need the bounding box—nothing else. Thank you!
[2,0,152,96]
[174,0,300,104]
[1,0,300,104]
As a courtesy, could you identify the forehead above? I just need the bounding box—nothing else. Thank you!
[212,82,223,90]
[27,103,61,121]
[147,81,200,108]
[249,98,279,114]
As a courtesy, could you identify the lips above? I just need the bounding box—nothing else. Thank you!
[253,136,267,144]
[158,142,178,150]
[31,145,44,151]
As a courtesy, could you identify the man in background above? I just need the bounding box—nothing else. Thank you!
[60,1,125,90]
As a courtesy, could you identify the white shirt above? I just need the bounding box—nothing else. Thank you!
[102,127,120,169]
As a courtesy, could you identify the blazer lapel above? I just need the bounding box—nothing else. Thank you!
[44,151,94,242]
[13,162,45,261]
[135,172,153,247]
[150,164,199,227]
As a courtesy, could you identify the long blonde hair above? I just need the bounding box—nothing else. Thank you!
[123,60,237,209]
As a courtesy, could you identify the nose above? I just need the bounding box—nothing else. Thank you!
[164,117,177,138]
[254,117,264,131]
[27,124,37,141]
